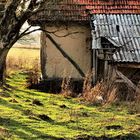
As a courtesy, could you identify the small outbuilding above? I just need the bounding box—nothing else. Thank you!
[91,14,140,85]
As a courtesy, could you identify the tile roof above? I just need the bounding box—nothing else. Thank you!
[31,0,140,22]
[91,14,140,63]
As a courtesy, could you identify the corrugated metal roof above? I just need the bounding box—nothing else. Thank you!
[30,0,140,23]
[92,14,140,63]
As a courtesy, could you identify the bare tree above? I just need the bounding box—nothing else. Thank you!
[0,0,37,84]
[0,0,58,85]
[0,0,85,85]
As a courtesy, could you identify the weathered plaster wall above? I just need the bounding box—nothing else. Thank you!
[41,24,91,78]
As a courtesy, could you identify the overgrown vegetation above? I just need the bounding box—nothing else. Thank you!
[62,72,140,110]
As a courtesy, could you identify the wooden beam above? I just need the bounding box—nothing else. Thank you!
[92,49,97,85]
[117,64,140,69]
[104,52,108,79]
[116,70,140,94]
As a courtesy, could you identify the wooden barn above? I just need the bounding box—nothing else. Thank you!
[29,0,140,91]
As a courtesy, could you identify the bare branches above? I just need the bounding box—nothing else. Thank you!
[18,28,41,40]
[53,31,83,37]
[0,0,21,25]
[18,25,33,39]
[18,25,83,40]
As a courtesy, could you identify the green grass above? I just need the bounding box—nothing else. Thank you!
[0,72,140,140]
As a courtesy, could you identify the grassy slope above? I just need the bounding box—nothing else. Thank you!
[0,72,140,140]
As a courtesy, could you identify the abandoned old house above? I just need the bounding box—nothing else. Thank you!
[30,0,140,88]
[26,0,140,92]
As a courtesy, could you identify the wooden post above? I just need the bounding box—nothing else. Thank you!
[104,51,108,80]
[93,49,98,85]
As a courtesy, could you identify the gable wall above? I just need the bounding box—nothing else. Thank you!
[41,24,91,79]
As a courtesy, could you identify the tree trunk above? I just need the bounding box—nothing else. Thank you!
[0,43,9,85]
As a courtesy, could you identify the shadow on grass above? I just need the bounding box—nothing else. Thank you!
[75,134,140,140]
[0,97,24,111]
[3,83,42,98]
[0,117,64,140]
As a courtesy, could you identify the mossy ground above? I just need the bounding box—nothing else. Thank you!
[0,72,140,140]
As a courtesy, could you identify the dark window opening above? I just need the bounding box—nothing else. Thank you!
[101,37,113,49]
[116,25,120,32]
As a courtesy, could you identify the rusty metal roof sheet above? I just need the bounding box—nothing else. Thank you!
[30,0,140,23]
[92,14,140,63]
